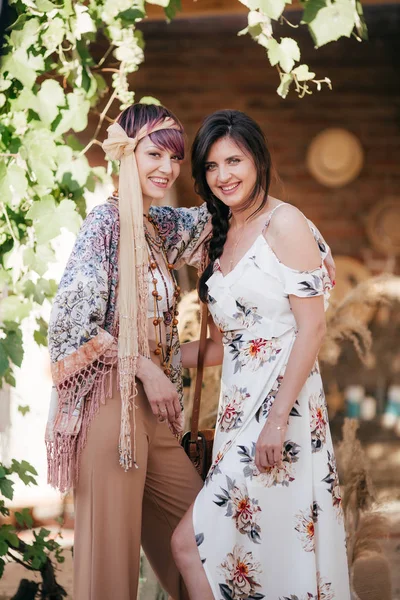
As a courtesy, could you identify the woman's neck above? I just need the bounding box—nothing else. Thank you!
[143,195,153,215]
[230,194,271,230]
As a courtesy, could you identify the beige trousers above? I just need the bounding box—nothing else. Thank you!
[73,374,203,600]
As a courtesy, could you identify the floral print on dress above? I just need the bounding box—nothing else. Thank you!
[214,476,262,544]
[280,573,335,600]
[238,440,301,487]
[219,545,265,600]
[309,390,328,453]
[205,440,233,486]
[229,334,282,374]
[232,298,263,329]
[322,451,343,521]
[218,386,251,432]
[308,361,320,378]
[296,273,325,297]
[255,374,283,422]
[295,502,321,553]
[280,572,334,600]
[193,209,350,599]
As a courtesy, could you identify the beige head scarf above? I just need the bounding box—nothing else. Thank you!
[102,117,180,470]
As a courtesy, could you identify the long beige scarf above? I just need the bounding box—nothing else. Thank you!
[102,118,179,470]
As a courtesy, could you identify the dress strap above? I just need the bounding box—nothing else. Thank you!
[262,202,287,233]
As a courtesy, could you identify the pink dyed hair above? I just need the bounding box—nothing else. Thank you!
[117,103,185,159]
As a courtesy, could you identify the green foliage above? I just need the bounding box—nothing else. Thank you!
[0,0,367,389]
[0,458,66,583]
[239,0,367,97]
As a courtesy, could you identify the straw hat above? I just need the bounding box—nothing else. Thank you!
[366,197,400,256]
[307,128,364,188]
[331,255,371,304]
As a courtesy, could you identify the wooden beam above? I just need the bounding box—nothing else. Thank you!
[145,0,400,21]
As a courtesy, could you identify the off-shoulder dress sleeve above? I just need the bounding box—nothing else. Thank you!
[277,261,332,302]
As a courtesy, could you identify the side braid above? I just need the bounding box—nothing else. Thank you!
[198,198,230,302]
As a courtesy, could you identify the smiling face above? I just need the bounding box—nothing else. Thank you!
[204,136,258,210]
[135,135,182,205]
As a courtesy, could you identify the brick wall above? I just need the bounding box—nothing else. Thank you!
[85,7,400,393]
[113,6,400,262]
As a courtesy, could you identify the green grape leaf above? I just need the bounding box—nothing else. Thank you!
[21,130,57,188]
[2,327,23,367]
[0,162,28,208]
[27,197,81,243]
[301,0,326,24]
[1,48,42,89]
[24,277,57,303]
[2,526,19,548]
[11,459,38,486]
[18,405,30,416]
[57,199,81,233]
[41,17,66,55]
[0,539,8,557]
[292,64,316,81]
[238,0,287,18]
[309,0,355,47]
[23,244,56,277]
[36,0,60,11]
[58,155,90,192]
[164,0,181,20]
[267,37,300,73]
[117,7,145,23]
[9,18,40,50]
[74,5,96,38]
[15,507,34,528]
[4,370,16,387]
[55,90,90,135]
[66,134,84,151]
[0,477,14,500]
[0,296,33,323]
[36,80,66,126]
[138,96,161,105]
[0,79,11,92]
[0,345,9,378]
[277,72,293,98]
[33,317,48,347]
[259,0,286,20]
[146,0,169,6]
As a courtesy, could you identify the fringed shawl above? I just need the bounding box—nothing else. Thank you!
[46,200,210,493]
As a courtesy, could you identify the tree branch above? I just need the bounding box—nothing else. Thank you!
[79,88,118,156]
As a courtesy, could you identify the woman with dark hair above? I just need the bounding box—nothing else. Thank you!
[172,110,350,600]
[46,103,211,600]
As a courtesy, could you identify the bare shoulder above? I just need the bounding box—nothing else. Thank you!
[265,203,321,271]
[268,203,310,235]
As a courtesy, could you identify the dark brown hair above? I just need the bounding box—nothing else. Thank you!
[192,109,272,301]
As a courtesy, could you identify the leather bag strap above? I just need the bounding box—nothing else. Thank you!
[190,301,208,442]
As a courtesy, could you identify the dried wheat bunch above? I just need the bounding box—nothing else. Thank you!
[321,275,400,366]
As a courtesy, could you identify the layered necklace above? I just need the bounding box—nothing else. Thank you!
[144,214,181,377]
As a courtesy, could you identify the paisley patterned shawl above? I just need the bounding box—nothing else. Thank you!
[46,199,210,493]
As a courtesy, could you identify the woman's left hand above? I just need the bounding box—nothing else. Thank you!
[255,418,287,471]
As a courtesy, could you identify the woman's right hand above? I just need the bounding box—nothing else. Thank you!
[136,356,181,423]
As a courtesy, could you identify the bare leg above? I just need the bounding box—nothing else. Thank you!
[171,504,214,600]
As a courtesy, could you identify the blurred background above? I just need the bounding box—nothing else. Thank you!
[0,0,399,598]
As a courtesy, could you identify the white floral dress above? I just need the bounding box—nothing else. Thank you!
[193,208,351,600]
